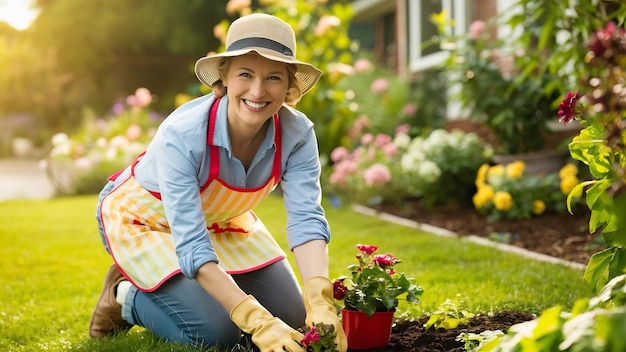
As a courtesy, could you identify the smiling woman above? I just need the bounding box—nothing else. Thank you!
[0,0,38,30]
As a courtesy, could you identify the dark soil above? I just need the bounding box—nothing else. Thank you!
[354,199,599,351]
[372,199,598,265]
[373,311,536,352]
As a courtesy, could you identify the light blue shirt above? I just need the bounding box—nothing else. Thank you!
[129,94,330,279]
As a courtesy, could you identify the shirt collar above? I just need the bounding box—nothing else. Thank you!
[212,95,277,154]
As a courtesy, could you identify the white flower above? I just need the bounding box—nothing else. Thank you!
[51,133,69,146]
[417,160,441,183]
[401,149,425,172]
[73,157,94,170]
[50,143,71,158]
[393,133,411,149]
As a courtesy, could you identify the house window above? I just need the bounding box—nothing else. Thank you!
[407,0,469,72]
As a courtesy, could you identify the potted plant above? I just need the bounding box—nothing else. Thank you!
[332,244,423,350]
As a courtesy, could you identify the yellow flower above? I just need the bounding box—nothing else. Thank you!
[560,175,579,195]
[505,161,526,179]
[493,191,513,212]
[472,185,494,209]
[487,164,505,178]
[559,163,578,179]
[475,163,490,187]
[430,10,455,30]
[532,200,546,215]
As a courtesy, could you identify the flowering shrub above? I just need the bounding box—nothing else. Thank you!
[327,127,492,207]
[332,244,423,317]
[41,88,163,195]
[335,56,445,141]
[473,161,581,221]
[431,11,559,154]
[299,323,338,352]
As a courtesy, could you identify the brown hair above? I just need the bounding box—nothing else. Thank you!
[213,56,302,106]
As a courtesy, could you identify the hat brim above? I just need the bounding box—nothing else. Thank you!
[195,47,322,96]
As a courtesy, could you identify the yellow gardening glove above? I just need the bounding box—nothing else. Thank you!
[230,295,304,352]
[303,276,348,352]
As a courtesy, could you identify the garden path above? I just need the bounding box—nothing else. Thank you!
[0,158,54,201]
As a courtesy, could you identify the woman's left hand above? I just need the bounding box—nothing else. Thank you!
[303,276,348,352]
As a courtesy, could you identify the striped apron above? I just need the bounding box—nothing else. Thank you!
[99,98,286,292]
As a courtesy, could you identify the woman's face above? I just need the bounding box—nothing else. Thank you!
[222,53,289,127]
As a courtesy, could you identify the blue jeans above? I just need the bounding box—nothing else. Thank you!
[121,259,306,347]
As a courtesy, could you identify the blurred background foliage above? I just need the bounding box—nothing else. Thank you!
[1,0,230,152]
[1,0,436,164]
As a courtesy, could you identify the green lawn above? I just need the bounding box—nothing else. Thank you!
[0,194,592,351]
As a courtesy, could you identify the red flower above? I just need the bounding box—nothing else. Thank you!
[373,253,398,268]
[588,22,626,60]
[301,326,320,347]
[333,280,347,300]
[558,92,580,124]
[356,244,378,254]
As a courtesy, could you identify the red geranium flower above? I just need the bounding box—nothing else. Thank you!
[333,280,347,300]
[356,244,378,254]
[373,253,398,268]
[301,326,320,347]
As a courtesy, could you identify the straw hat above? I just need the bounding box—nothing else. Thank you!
[195,13,322,96]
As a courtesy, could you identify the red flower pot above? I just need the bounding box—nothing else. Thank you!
[341,308,394,350]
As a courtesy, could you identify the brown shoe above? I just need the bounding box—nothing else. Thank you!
[89,264,132,338]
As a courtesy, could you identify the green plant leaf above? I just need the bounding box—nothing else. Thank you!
[585,248,617,292]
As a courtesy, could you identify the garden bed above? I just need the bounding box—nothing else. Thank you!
[371,199,596,265]
[375,310,536,352]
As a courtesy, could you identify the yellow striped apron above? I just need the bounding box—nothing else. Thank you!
[99,98,285,292]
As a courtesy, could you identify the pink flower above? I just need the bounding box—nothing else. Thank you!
[125,124,142,142]
[329,159,357,185]
[396,124,411,135]
[363,164,391,187]
[112,102,124,115]
[468,20,486,40]
[373,253,398,268]
[401,103,417,117]
[333,280,348,300]
[382,143,397,158]
[315,15,341,36]
[558,92,580,124]
[226,0,251,15]
[370,78,390,94]
[330,146,350,162]
[134,88,153,108]
[354,58,372,73]
[301,326,320,347]
[348,114,370,138]
[329,170,347,185]
[374,133,392,147]
[356,244,378,254]
[361,133,374,145]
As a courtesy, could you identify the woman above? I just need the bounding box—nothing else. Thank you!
[89,13,347,351]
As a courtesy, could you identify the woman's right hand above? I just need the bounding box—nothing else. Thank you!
[230,295,304,352]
